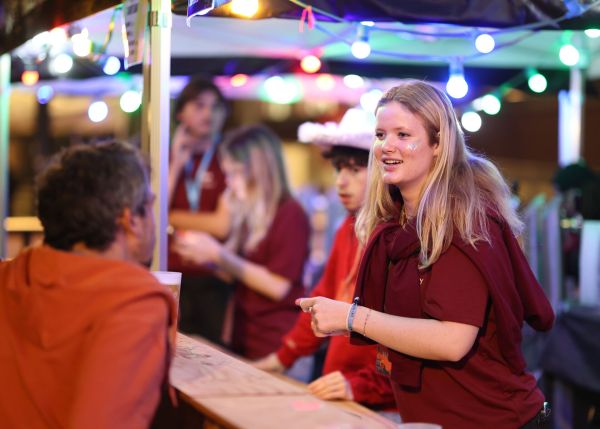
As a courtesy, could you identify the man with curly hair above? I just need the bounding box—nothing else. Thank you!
[0,141,176,429]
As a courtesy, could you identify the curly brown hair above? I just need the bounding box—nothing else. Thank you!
[36,141,151,251]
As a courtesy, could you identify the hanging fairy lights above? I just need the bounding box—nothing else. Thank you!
[351,25,371,59]
[474,33,495,54]
[88,100,109,122]
[527,69,548,93]
[446,59,469,99]
[300,54,322,73]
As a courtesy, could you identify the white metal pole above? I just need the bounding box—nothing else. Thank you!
[145,0,171,270]
[0,54,11,259]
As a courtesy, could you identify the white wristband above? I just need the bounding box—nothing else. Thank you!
[346,297,360,332]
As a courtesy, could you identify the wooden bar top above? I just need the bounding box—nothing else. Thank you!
[171,334,397,429]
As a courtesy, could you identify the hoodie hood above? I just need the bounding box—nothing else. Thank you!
[1,245,170,350]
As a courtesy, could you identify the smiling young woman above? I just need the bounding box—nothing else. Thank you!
[296,80,554,429]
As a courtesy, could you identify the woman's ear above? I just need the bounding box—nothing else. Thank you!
[432,133,441,158]
[116,207,135,234]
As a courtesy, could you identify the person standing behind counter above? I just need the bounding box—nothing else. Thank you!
[168,76,231,344]
[253,108,396,413]
[0,141,175,429]
[298,80,554,429]
[174,125,310,359]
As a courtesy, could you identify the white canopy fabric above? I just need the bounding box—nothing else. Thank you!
[73,8,600,78]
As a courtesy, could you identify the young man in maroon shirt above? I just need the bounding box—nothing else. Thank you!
[253,108,396,414]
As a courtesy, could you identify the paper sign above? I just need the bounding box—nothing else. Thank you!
[121,0,148,69]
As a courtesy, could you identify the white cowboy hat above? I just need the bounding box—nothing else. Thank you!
[297,107,375,152]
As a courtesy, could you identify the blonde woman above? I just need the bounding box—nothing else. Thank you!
[297,80,554,429]
[174,125,310,359]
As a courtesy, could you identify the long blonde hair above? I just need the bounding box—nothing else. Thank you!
[220,125,291,253]
[356,80,523,267]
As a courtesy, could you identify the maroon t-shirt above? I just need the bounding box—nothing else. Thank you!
[231,197,310,359]
[168,153,226,274]
[387,246,544,429]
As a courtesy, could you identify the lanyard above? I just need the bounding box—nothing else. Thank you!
[183,140,217,212]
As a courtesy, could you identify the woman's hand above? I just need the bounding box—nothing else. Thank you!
[308,371,353,401]
[173,230,221,266]
[251,353,286,373]
[296,296,350,337]
[170,125,195,171]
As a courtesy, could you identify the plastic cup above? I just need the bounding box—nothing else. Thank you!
[152,271,182,326]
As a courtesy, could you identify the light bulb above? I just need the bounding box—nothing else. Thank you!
[528,72,547,93]
[120,91,142,113]
[37,85,54,104]
[88,101,108,123]
[71,32,91,57]
[231,0,259,18]
[475,34,495,54]
[481,94,501,115]
[315,74,335,91]
[343,74,364,89]
[103,56,121,75]
[300,55,321,73]
[21,70,39,86]
[230,74,249,87]
[49,53,73,74]
[446,61,468,99]
[360,89,383,113]
[351,25,371,59]
[461,111,482,132]
[559,44,580,66]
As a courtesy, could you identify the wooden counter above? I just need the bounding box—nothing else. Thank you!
[169,333,397,429]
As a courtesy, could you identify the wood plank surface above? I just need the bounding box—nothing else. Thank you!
[171,333,397,429]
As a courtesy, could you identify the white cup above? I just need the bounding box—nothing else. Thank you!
[152,271,182,323]
[397,424,442,429]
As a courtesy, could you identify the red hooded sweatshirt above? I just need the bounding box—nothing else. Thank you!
[0,246,176,429]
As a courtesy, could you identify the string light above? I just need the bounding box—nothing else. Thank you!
[585,28,600,38]
[102,56,121,75]
[300,55,321,73]
[37,85,54,104]
[120,90,142,113]
[88,100,108,123]
[343,74,364,89]
[315,73,335,91]
[446,60,468,99]
[71,29,92,57]
[49,53,74,74]
[231,0,259,18]
[527,69,548,93]
[360,89,383,113]
[48,27,68,46]
[262,76,302,104]
[230,73,249,87]
[559,44,580,66]
[461,111,482,132]
[481,94,501,115]
[351,25,371,59]
[475,33,495,54]
[21,70,39,86]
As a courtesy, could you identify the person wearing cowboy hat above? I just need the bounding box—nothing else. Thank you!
[253,107,397,416]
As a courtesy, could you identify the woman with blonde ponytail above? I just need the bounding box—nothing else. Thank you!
[297,80,554,429]
[174,125,310,359]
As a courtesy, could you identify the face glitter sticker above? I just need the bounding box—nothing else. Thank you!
[406,142,418,151]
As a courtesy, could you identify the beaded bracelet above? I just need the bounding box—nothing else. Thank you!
[346,297,360,332]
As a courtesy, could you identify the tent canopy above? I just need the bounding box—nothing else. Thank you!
[2,0,600,53]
